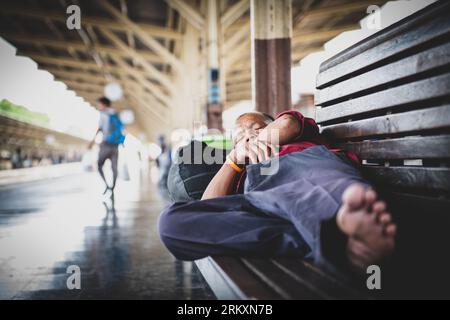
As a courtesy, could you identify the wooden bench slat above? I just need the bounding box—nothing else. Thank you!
[195,257,279,300]
[321,104,450,140]
[337,135,450,160]
[271,259,365,299]
[363,166,450,191]
[317,1,450,88]
[316,72,450,124]
[241,258,322,299]
[317,42,450,106]
[384,190,450,216]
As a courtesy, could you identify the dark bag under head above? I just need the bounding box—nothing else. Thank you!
[168,140,228,202]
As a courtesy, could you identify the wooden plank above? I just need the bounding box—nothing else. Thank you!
[272,259,364,299]
[195,257,279,300]
[383,190,450,216]
[316,72,450,124]
[317,42,450,106]
[241,258,321,299]
[317,1,450,88]
[221,0,250,30]
[337,135,450,160]
[321,105,450,140]
[363,166,450,191]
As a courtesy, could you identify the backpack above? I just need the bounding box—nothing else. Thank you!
[106,113,126,145]
[167,140,228,202]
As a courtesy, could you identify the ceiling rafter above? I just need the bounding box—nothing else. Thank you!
[99,1,184,73]
[221,0,249,30]
[165,0,205,30]
[99,28,175,95]
[1,5,183,41]
[6,33,165,65]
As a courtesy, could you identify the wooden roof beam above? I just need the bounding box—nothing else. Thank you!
[221,0,250,30]
[99,28,175,95]
[1,5,183,41]
[295,0,386,28]
[291,46,324,63]
[107,54,172,109]
[223,40,250,70]
[165,0,205,30]
[99,1,184,73]
[223,20,250,53]
[24,54,100,69]
[5,33,165,65]
[292,25,358,47]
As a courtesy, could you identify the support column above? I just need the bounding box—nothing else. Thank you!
[251,0,292,116]
[206,0,223,131]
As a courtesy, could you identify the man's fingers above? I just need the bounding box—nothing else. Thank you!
[253,142,267,163]
[248,149,258,164]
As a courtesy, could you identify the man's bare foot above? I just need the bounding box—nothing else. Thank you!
[336,184,397,271]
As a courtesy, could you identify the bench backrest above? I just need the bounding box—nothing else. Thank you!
[315,0,450,295]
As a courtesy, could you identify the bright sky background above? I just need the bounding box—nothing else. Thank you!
[0,0,437,137]
[0,37,99,140]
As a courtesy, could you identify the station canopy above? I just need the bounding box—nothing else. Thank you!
[0,0,386,139]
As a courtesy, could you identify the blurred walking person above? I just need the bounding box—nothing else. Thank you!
[89,97,126,195]
[155,135,172,190]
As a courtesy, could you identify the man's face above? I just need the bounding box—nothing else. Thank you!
[96,102,106,111]
[233,113,268,145]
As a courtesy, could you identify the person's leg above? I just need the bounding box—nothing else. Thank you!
[110,146,119,191]
[97,144,109,192]
[158,195,310,261]
[244,175,396,272]
[242,146,396,272]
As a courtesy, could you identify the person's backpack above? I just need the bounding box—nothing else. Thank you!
[167,140,228,202]
[106,113,126,145]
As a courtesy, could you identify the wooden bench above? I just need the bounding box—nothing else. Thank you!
[196,1,450,299]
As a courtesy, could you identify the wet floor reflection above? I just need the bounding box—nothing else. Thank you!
[0,169,214,299]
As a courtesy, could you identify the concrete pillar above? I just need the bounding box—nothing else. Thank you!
[206,0,223,131]
[251,0,292,116]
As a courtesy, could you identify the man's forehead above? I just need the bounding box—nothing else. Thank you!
[236,113,265,125]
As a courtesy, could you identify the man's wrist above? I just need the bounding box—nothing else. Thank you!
[228,149,238,163]
[226,150,244,173]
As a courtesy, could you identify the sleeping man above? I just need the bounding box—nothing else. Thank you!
[158,110,396,273]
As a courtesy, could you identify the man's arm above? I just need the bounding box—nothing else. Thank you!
[88,128,101,149]
[201,144,246,200]
[202,113,302,200]
[246,113,301,162]
[257,113,301,146]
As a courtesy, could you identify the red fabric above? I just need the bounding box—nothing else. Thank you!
[276,110,359,164]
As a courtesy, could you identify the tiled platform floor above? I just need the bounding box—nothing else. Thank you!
[0,169,214,299]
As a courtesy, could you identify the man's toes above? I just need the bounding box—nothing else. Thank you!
[372,201,386,214]
[379,212,392,225]
[385,224,397,237]
[342,184,366,210]
[365,189,377,206]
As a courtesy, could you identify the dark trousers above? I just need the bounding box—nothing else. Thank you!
[98,142,119,188]
[159,146,370,266]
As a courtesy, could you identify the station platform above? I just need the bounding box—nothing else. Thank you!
[0,167,214,299]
